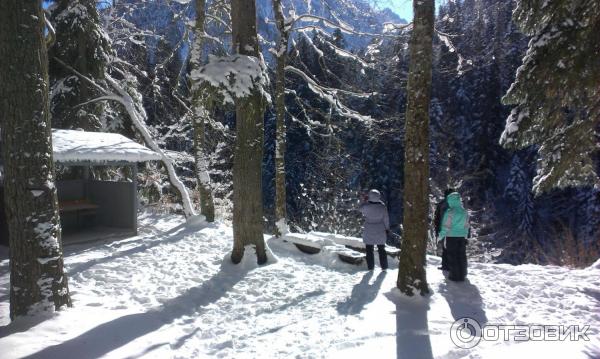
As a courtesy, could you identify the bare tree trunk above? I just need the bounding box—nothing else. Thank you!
[193,105,216,222]
[0,0,72,319]
[273,0,289,236]
[397,0,435,296]
[190,0,215,222]
[230,0,267,264]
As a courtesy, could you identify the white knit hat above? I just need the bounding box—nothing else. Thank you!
[368,189,382,202]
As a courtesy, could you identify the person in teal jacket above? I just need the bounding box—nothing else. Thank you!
[437,192,470,281]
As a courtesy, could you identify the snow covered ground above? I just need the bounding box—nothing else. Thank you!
[0,212,599,359]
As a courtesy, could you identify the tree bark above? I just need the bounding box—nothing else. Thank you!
[0,0,72,319]
[397,0,435,296]
[230,0,267,264]
[273,0,289,235]
[191,0,215,222]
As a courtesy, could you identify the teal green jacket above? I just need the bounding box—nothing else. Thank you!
[438,192,470,239]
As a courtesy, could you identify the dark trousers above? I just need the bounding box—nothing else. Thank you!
[441,245,449,270]
[446,237,467,281]
[366,244,388,270]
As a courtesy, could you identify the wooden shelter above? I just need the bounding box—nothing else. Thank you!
[0,129,160,245]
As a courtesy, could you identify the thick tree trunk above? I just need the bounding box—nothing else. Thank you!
[0,0,72,319]
[273,0,289,235]
[397,0,435,296]
[191,0,215,222]
[230,0,267,264]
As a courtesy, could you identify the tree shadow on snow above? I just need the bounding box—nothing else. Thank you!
[19,255,251,359]
[66,221,214,276]
[256,289,326,317]
[385,290,434,359]
[336,271,386,315]
[0,222,208,339]
[584,343,600,359]
[0,314,58,339]
[438,279,488,325]
[580,287,600,303]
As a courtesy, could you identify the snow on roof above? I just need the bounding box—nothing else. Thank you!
[52,129,161,164]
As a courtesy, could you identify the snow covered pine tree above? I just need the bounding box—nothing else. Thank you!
[501,0,600,194]
[49,0,113,132]
[0,0,71,319]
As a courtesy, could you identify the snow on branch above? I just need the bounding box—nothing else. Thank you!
[435,28,472,75]
[52,57,199,220]
[382,21,413,34]
[205,13,231,33]
[288,13,398,39]
[191,54,271,105]
[104,74,199,220]
[294,31,364,86]
[44,10,56,49]
[285,65,373,123]
[313,31,373,69]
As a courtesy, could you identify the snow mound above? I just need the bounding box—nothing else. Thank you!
[588,258,600,270]
[0,212,598,358]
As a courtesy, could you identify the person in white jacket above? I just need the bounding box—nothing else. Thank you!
[359,189,390,270]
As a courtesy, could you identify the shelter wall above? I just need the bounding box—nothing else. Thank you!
[88,181,135,229]
[57,179,136,232]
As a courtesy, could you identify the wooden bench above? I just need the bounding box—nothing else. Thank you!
[59,199,99,212]
[59,199,99,228]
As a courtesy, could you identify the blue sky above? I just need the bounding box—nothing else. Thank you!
[370,0,443,21]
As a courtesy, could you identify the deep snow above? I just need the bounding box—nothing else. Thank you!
[0,212,598,358]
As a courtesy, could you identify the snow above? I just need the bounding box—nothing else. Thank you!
[0,212,598,358]
[275,218,289,236]
[190,55,271,105]
[102,75,197,219]
[52,129,161,164]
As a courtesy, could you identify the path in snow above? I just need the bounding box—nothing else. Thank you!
[0,212,598,358]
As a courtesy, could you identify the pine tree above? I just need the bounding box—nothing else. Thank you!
[332,28,346,49]
[49,0,113,131]
[505,155,534,238]
[501,0,600,194]
[397,0,435,296]
[0,0,71,319]
[230,0,268,264]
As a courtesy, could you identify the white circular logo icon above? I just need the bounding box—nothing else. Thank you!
[450,317,482,349]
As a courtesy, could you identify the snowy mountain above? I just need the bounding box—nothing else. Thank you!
[1,212,598,358]
[257,0,405,52]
